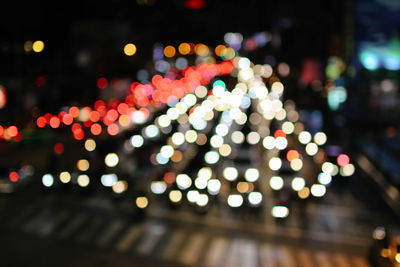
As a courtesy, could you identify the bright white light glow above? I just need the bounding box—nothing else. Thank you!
[101,173,118,187]
[151,181,167,194]
[187,190,199,203]
[130,135,144,148]
[176,174,192,190]
[298,131,312,144]
[269,176,284,190]
[272,206,289,218]
[205,151,220,164]
[318,172,332,185]
[42,174,54,187]
[207,179,221,195]
[311,184,326,197]
[269,157,282,171]
[227,194,243,207]
[197,194,209,207]
[77,174,90,187]
[248,192,262,206]
[244,168,259,182]
[291,177,305,191]
[105,153,119,167]
[223,167,238,181]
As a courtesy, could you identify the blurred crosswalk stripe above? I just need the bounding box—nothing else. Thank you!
[76,216,103,243]
[115,224,143,253]
[315,251,335,267]
[352,256,371,267]
[223,238,240,267]
[204,237,229,267]
[259,243,278,267]
[136,224,166,255]
[296,249,314,267]
[178,233,207,265]
[278,246,296,267]
[332,252,352,267]
[225,238,258,267]
[55,214,86,239]
[37,210,69,236]
[97,219,125,247]
[22,210,48,232]
[161,230,186,260]
[240,239,258,267]
[9,205,36,227]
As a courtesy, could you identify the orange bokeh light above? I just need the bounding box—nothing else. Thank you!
[164,45,176,58]
[107,123,119,136]
[7,126,18,137]
[69,106,80,118]
[37,117,47,128]
[178,43,191,55]
[90,123,102,135]
[286,150,300,162]
[274,130,286,139]
[49,116,60,128]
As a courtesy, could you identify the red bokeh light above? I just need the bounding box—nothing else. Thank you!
[49,116,60,128]
[69,106,80,118]
[35,76,46,87]
[71,123,82,134]
[274,130,286,139]
[163,172,176,184]
[185,0,205,9]
[97,77,108,89]
[62,114,73,125]
[13,132,22,142]
[90,123,102,135]
[89,111,100,122]
[9,171,19,182]
[7,126,18,137]
[73,129,85,140]
[0,86,7,109]
[117,103,129,115]
[107,123,119,136]
[337,154,350,167]
[37,117,47,128]
[106,109,119,122]
[54,142,64,154]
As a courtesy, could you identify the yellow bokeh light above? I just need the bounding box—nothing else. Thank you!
[84,138,96,152]
[185,130,197,143]
[195,44,209,57]
[77,174,90,187]
[119,114,130,127]
[178,43,191,55]
[164,45,176,58]
[77,159,90,171]
[32,40,44,53]
[395,253,400,263]
[221,47,235,60]
[112,180,128,193]
[59,171,71,183]
[136,196,148,209]
[298,187,310,199]
[124,43,137,56]
[169,190,182,203]
[215,44,226,57]
[219,144,231,156]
